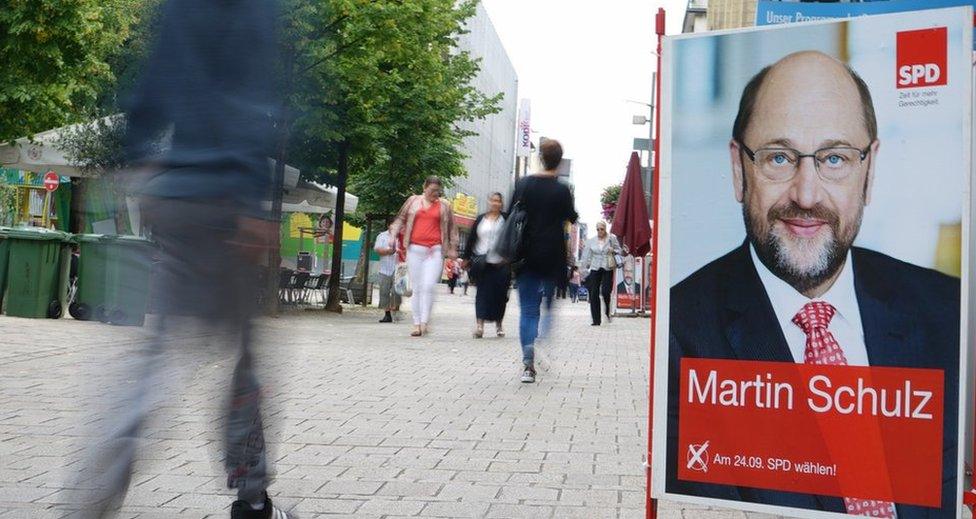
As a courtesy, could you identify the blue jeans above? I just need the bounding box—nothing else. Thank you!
[517,271,556,367]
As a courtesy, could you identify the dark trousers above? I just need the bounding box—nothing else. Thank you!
[587,268,613,324]
[475,263,510,322]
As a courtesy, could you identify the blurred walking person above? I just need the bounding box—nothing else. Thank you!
[580,221,621,326]
[462,192,510,339]
[510,140,578,383]
[72,0,296,518]
[374,219,401,323]
[392,176,458,337]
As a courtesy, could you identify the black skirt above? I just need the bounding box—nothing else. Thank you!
[475,263,511,321]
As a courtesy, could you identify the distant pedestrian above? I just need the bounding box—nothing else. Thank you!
[461,192,510,339]
[459,268,470,296]
[392,176,458,337]
[580,221,621,325]
[445,258,459,294]
[510,139,578,383]
[569,266,582,303]
[374,219,401,323]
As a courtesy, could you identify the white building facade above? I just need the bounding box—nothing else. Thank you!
[449,2,518,247]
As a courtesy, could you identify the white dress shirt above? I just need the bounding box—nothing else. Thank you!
[474,215,505,264]
[749,246,870,366]
[374,231,398,277]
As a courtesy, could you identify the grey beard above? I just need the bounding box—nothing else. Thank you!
[744,205,851,294]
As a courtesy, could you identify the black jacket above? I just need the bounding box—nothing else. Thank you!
[666,242,960,518]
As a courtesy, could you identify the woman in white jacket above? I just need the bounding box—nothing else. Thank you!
[579,221,621,325]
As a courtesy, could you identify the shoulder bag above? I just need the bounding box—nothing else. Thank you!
[493,200,527,266]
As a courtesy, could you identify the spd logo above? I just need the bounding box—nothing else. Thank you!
[896,27,947,89]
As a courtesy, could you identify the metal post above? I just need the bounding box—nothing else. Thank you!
[646,8,665,519]
[361,218,372,307]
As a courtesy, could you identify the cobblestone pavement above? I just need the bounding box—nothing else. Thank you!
[1,290,955,518]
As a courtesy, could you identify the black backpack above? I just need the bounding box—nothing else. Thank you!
[493,199,527,266]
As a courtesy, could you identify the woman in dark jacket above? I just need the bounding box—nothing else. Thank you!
[462,192,509,338]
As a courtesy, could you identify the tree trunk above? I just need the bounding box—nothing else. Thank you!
[69,178,85,234]
[324,141,350,313]
[267,115,290,316]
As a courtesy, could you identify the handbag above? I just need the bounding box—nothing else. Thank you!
[609,236,623,269]
[393,262,412,297]
[468,254,488,283]
[493,200,527,265]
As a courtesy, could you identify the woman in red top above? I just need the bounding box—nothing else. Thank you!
[392,176,458,336]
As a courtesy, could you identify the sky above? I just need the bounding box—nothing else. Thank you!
[481,0,688,236]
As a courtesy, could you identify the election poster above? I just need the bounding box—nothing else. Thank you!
[651,8,972,518]
[615,254,643,312]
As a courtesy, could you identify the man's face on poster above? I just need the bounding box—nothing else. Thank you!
[729,52,879,294]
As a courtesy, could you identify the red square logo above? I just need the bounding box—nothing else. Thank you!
[896,27,948,89]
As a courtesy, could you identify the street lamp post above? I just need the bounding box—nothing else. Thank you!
[627,74,656,214]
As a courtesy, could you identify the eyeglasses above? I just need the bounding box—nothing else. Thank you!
[739,142,872,182]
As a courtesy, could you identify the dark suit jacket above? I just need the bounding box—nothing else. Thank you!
[667,242,960,518]
[617,281,641,295]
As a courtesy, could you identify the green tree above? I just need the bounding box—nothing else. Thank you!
[0,0,139,142]
[281,0,501,312]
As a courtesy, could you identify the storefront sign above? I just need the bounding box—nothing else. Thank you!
[517,99,531,158]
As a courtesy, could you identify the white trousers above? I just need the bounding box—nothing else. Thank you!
[407,244,444,325]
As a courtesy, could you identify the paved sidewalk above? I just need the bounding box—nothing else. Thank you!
[0,290,934,518]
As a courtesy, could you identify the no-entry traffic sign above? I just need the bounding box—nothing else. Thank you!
[43,172,59,192]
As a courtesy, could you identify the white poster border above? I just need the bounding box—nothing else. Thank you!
[649,8,974,519]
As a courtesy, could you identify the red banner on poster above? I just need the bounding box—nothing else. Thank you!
[677,358,944,507]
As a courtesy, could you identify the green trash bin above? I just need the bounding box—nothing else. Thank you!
[3,227,71,318]
[0,227,11,311]
[103,235,154,326]
[69,234,110,322]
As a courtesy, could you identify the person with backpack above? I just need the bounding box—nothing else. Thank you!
[506,139,578,383]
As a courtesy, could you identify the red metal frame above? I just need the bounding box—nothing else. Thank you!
[642,10,976,517]
[646,8,665,519]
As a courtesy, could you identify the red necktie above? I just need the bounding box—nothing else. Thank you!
[792,301,896,518]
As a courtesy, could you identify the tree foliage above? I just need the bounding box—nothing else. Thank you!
[0,0,140,142]
[279,0,502,310]
[282,0,501,217]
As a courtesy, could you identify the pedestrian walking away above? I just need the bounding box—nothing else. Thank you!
[509,139,578,383]
[462,192,510,339]
[392,176,459,337]
[70,1,295,517]
[445,257,459,294]
[569,266,582,303]
[374,219,402,323]
[580,221,621,326]
[459,268,470,296]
